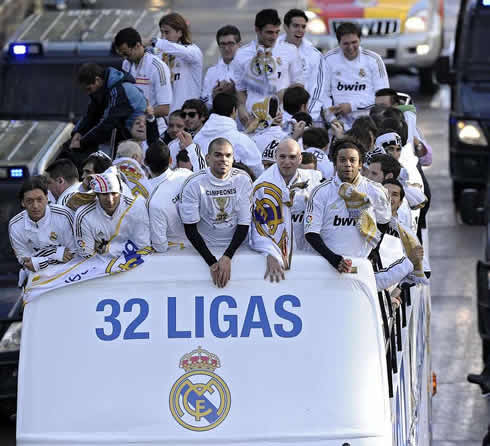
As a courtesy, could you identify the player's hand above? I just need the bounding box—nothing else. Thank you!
[337,257,352,273]
[390,287,402,310]
[330,103,352,116]
[292,120,306,140]
[177,131,193,150]
[62,248,74,263]
[271,111,283,126]
[69,133,81,150]
[21,257,35,272]
[264,255,285,283]
[210,262,220,286]
[330,119,345,138]
[216,255,231,288]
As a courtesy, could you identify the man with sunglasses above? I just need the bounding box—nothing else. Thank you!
[201,26,241,109]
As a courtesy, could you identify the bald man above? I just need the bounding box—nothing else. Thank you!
[250,138,321,282]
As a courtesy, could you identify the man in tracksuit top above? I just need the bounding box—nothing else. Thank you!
[69,63,147,158]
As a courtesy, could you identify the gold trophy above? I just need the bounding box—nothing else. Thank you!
[213,197,230,223]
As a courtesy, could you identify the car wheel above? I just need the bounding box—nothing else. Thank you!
[459,188,484,225]
[419,66,438,95]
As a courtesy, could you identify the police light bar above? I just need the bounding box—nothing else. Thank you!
[8,42,43,58]
[0,167,27,180]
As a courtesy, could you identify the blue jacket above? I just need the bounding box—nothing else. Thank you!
[74,67,147,149]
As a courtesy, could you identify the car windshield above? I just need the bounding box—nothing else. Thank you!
[462,11,490,80]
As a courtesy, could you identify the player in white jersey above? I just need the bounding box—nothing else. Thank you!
[278,9,324,123]
[115,27,172,135]
[44,158,81,207]
[201,25,241,109]
[194,93,263,178]
[179,138,252,288]
[322,22,389,128]
[9,176,75,275]
[304,137,391,273]
[232,9,304,125]
[145,141,191,252]
[74,167,150,258]
[302,127,334,180]
[250,139,321,282]
[153,13,203,112]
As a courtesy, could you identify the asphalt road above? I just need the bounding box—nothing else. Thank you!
[1,0,488,444]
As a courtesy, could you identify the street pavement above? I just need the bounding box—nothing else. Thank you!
[0,0,488,443]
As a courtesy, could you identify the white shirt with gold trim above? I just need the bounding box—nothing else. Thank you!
[232,39,304,114]
[74,195,150,258]
[304,174,391,257]
[147,168,192,252]
[178,167,253,247]
[122,52,172,134]
[8,204,76,272]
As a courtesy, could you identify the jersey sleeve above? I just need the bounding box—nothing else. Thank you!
[320,55,333,110]
[304,185,326,234]
[370,51,389,92]
[179,179,201,224]
[237,175,253,226]
[151,59,173,106]
[307,50,324,115]
[289,47,304,85]
[231,57,246,92]
[8,221,30,264]
[375,256,413,291]
[201,66,216,108]
[155,39,202,65]
[74,209,96,258]
[183,143,207,171]
[368,182,391,224]
[130,198,151,249]
[148,199,169,253]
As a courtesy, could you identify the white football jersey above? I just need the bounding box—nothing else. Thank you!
[252,125,287,155]
[123,52,172,134]
[322,46,389,113]
[168,139,206,172]
[304,174,391,258]
[178,167,253,247]
[74,195,150,258]
[147,168,192,252]
[154,39,203,111]
[57,182,81,208]
[304,147,334,180]
[201,58,235,108]
[9,204,76,272]
[232,39,303,113]
[277,35,324,122]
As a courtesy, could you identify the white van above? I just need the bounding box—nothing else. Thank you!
[16,251,433,445]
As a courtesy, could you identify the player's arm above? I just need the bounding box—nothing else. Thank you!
[151,61,172,118]
[148,200,169,253]
[131,198,151,250]
[74,210,96,258]
[154,39,202,64]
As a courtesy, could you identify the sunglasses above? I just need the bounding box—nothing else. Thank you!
[181,111,198,118]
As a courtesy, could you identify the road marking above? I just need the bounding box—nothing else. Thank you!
[8,122,39,161]
[18,13,42,41]
[237,0,247,9]
[40,11,65,41]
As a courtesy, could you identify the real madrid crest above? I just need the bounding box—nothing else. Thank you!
[359,68,366,78]
[49,232,58,241]
[169,347,231,431]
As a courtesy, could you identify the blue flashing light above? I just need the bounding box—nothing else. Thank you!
[10,168,24,178]
[12,44,27,56]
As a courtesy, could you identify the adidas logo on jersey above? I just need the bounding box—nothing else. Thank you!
[333,215,357,226]
[337,81,366,92]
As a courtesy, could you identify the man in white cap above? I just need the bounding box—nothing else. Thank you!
[74,167,150,258]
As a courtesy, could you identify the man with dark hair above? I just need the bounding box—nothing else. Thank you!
[304,137,391,273]
[179,138,253,288]
[232,8,303,124]
[162,110,186,144]
[303,127,334,179]
[69,63,147,162]
[366,153,401,183]
[193,93,263,177]
[278,9,324,124]
[283,86,310,117]
[146,141,192,252]
[114,27,172,135]
[9,176,75,277]
[300,152,317,170]
[181,99,208,135]
[322,21,389,128]
[201,25,242,109]
[45,158,81,206]
[80,151,113,192]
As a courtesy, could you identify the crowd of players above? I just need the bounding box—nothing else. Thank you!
[8,8,432,303]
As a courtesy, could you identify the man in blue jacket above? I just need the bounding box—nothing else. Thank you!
[68,63,147,163]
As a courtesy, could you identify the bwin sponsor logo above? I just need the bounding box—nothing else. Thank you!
[333,215,357,226]
[337,81,366,92]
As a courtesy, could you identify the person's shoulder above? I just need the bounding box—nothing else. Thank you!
[231,167,253,184]
[361,175,389,196]
[303,42,322,59]
[182,168,207,189]
[8,210,25,229]
[74,200,97,220]
[235,41,255,60]
[360,48,386,71]
[323,47,341,59]
[310,176,335,199]
[360,47,384,61]
[50,204,74,221]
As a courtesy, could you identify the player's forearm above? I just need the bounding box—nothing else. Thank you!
[184,224,217,266]
[223,225,249,259]
[153,104,170,118]
[305,232,342,269]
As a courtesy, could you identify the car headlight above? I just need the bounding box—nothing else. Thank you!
[457,121,488,146]
[0,322,22,353]
[306,13,327,35]
[405,9,429,33]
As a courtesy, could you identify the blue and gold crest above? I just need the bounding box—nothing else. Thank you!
[169,347,231,431]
